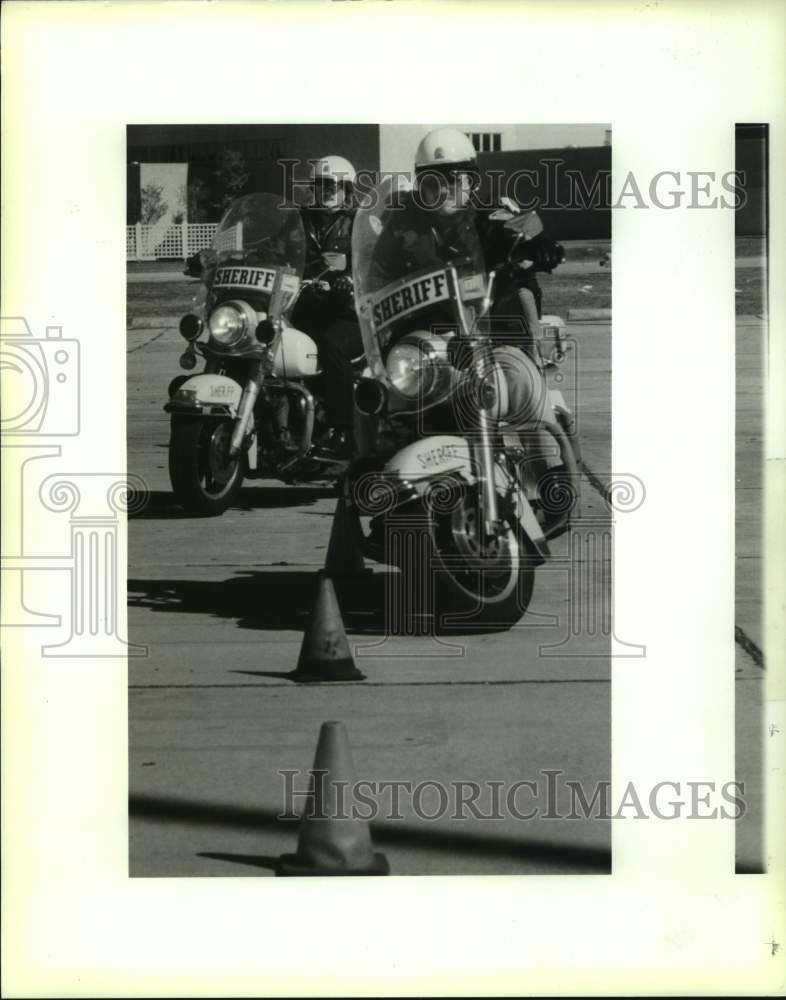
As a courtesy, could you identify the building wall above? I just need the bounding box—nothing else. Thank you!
[126,124,613,237]
[127,124,380,221]
[735,125,767,238]
[476,146,612,241]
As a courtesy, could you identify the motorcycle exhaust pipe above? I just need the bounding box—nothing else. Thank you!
[262,379,316,456]
[283,383,315,456]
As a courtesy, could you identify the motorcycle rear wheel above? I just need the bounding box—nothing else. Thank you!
[169,417,246,516]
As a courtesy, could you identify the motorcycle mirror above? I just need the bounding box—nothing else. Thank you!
[322,252,347,272]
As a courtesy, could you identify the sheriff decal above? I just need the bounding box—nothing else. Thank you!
[371,270,449,331]
[415,442,466,471]
[213,266,278,291]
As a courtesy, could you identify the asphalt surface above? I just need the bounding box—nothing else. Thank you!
[126,300,764,876]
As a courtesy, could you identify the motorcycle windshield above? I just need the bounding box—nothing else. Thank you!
[212,193,305,270]
[352,176,487,378]
[201,194,306,313]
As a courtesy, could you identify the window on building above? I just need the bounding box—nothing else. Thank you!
[467,132,502,154]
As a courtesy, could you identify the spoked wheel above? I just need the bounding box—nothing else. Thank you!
[168,417,246,516]
[393,486,535,633]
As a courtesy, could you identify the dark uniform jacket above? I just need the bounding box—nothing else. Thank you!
[368,194,485,289]
[292,208,356,337]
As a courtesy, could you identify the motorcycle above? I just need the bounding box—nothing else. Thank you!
[165,193,355,515]
[344,177,581,630]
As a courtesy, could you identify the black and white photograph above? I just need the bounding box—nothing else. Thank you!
[126,123,613,877]
[2,1,784,996]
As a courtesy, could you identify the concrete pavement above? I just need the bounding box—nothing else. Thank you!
[126,310,764,875]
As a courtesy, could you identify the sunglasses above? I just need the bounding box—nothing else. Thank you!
[424,168,480,192]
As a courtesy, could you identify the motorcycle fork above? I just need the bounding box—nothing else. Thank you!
[229,360,263,457]
[469,339,501,536]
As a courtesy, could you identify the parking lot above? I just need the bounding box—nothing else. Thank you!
[126,264,764,876]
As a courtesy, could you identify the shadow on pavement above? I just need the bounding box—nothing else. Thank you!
[130,486,337,520]
[128,570,390,633]
[130,792,611,874]
[128,569,520,638]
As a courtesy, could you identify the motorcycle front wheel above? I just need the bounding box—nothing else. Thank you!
[168,417,246,516]
[390,486,535,633]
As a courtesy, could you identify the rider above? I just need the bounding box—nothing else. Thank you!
[292,155,363,461]
[368,127,565,425]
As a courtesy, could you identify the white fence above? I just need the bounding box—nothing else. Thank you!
[126,222,220,261]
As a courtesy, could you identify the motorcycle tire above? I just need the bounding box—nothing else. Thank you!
[533,418,581,541]
[388,485,535,634]
[169,416,246,516]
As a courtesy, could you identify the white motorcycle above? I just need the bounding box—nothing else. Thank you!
[166,193,353,515]
[345,178,580,629]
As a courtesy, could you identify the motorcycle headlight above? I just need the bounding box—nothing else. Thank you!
[209,305,247,347]
[386,342,434,399]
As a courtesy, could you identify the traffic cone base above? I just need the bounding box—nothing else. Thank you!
[290,574,366,683]
[277,721,390,876]
[291,656,365,683]
[276,852,390,877]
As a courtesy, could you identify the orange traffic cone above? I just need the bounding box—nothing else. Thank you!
[277,721,390,876]
[324,495,369,578]
[290,573,366,682]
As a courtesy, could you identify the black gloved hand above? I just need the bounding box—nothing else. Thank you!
[332,274,353,296]
[511,235,565,273]
[330,274,355,310]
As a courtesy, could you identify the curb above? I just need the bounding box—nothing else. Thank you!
[127,272,200,284]
[130,316,180,329]
[567,308,611,321]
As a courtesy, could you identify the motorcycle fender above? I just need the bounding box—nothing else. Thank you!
[384,435,473,483]
[384,437,550,563]
[168,373,243,416]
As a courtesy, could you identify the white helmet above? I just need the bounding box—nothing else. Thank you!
[414,128,477,172]
[308,155,356,187]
